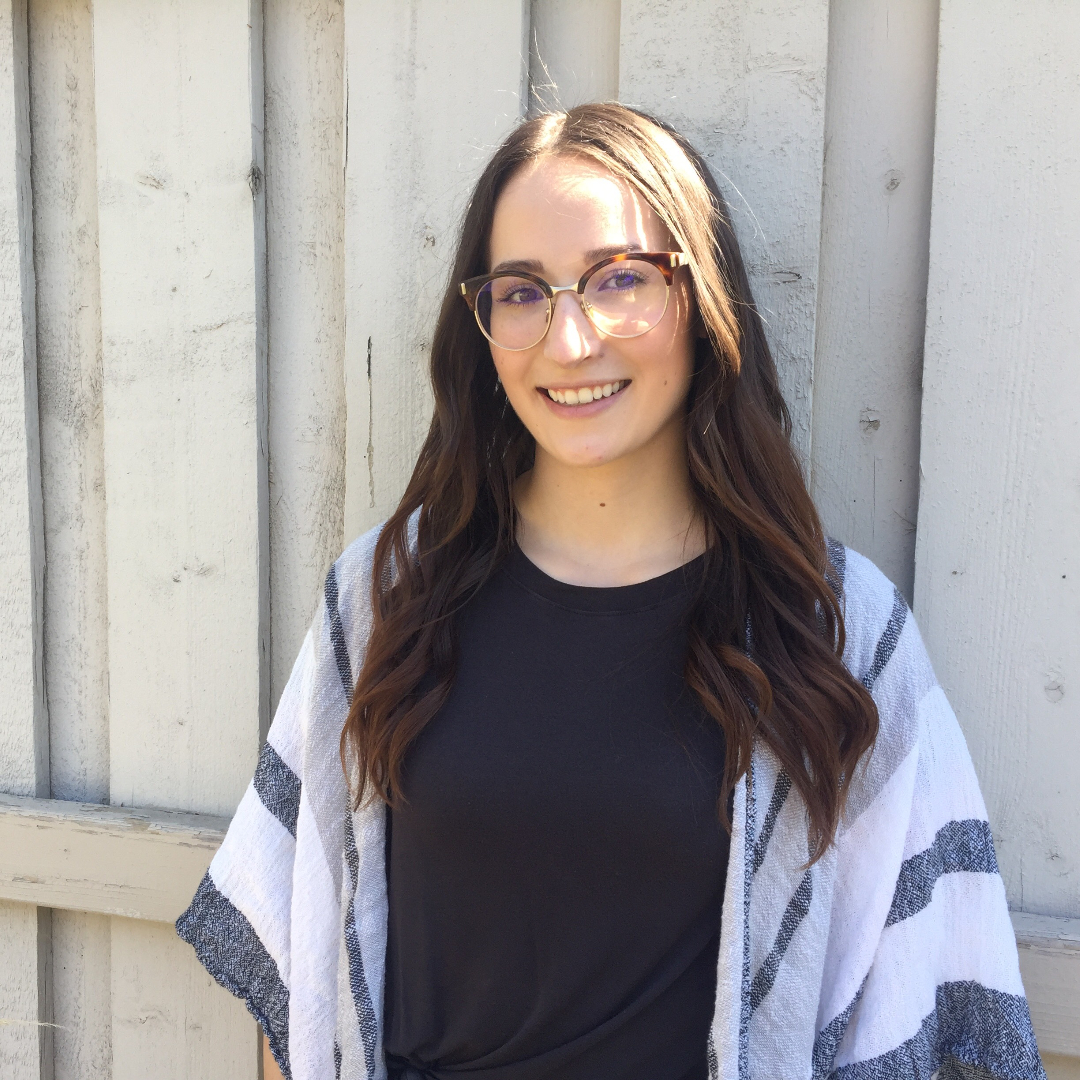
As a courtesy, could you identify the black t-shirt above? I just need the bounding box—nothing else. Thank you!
[384,546,729,1080]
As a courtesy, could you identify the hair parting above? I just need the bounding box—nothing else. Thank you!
[341,104,878,860]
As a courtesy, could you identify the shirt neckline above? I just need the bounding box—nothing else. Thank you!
[503,544,705,615]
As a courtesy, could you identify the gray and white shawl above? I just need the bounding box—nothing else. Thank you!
[177,524,1046,1080]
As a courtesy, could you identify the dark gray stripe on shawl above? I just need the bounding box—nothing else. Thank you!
[325,563,354,701]
[861,588,907,691]
[334,1041,342,1080]
[752,771,792,875]
[886,819,999,928]
[343,812,380,1078]
[253,741,301,839]
[825,537,847,600]
[739,763,757,1080]
[832,981,1045,1080]
[748,868,814,1016]
[812,977,867,1080]
[707,1034,719,1080]
[176,872,290,1076]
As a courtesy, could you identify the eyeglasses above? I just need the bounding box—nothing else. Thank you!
[459,251,690,352]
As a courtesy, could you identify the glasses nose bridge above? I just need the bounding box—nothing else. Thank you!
[546,282,590,323]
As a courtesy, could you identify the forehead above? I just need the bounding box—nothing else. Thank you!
[488,154,670,269]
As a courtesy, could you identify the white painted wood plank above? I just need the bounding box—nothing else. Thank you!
[92,1,267,1074]
[1045,1056,1080,1080]
[809,0,938,601]
[619,0,829,464]
[1012,913,1080,1058]
[264,0,346,713]
[50,911,111,1080]
[528,0,620,115]
[110,917,254,1080]
[0,0,50,1075]
[27,2,110,1069]
[0,0,44,802]
[0,901,50,1079]
[343,0,530,539]
[29,0,108,806]
[93,0,268,817]
[0,794,227,922]
[914,2,1080,920]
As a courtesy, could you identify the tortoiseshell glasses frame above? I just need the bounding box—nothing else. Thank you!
[458,251,691,352]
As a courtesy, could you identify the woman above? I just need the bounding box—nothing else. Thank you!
[178,105,1044,1080]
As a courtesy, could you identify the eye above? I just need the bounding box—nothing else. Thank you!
[595,267,648,292]
[493,281,545,306]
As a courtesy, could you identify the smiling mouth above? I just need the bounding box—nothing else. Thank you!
[541,380,630,405]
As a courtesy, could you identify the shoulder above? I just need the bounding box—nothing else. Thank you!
[317,521,387,683]
[828,542,912,691]
[828,541,942,820]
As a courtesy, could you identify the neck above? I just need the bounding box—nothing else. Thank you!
[514,423,705,587]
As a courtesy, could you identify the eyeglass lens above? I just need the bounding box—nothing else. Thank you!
[475,259,670,350]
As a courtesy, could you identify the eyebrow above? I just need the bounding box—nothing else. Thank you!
[490,243,645,276]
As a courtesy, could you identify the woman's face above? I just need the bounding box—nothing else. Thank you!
[486,154,697,470]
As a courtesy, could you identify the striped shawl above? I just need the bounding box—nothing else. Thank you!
[177,525,1045,1080]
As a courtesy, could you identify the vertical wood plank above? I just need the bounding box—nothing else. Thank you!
[29,0,108,805]
[914,1,1080,925]
[343,0,530,539]
[528,0,620,114]
[809,0,939,600]
[619,0,830,463]
[93,0,267,817]
[110,918,253,1080]
[27,1,110,1074]
[264,0,346,712]
[92,0,267,1074]
[0,0,50,1075]
[50,912,110,1080]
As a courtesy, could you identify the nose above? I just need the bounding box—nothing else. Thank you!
[542,291,599,366]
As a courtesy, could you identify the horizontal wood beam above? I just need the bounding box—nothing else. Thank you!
[0,794,227,924]
[1012,911,1080,1059]
[1,795,1077,1060]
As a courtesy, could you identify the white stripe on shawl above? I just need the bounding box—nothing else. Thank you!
[209,783,296,986]
[288,791,343,1079]
[816,740,920,1033]
[835,872,1023,1069]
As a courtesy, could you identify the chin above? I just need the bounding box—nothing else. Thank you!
[543,440,629,469]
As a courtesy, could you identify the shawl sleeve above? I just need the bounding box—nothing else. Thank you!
[176,526,383,1080]
[822,547,1045,1080]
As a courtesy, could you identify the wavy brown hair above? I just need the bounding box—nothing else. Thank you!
[341,104,878,859]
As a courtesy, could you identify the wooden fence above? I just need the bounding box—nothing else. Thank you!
[0,1,1076,1076]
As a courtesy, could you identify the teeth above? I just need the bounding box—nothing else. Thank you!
[546,380,626,405]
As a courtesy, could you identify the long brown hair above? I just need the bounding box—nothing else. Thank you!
[341,104,877,859]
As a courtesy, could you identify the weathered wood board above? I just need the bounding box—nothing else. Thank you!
[264,0,347,714]
[809,0,938,601]
[914,1,1080,920]
[0,0,49,1075]
[1013,913,1080,1059]
[27,0,110,1068]
[619,0,829,465]
[343,0,529,540]
[0,794,227,922]
[528,0,620,115]
[92,0,268,1073]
